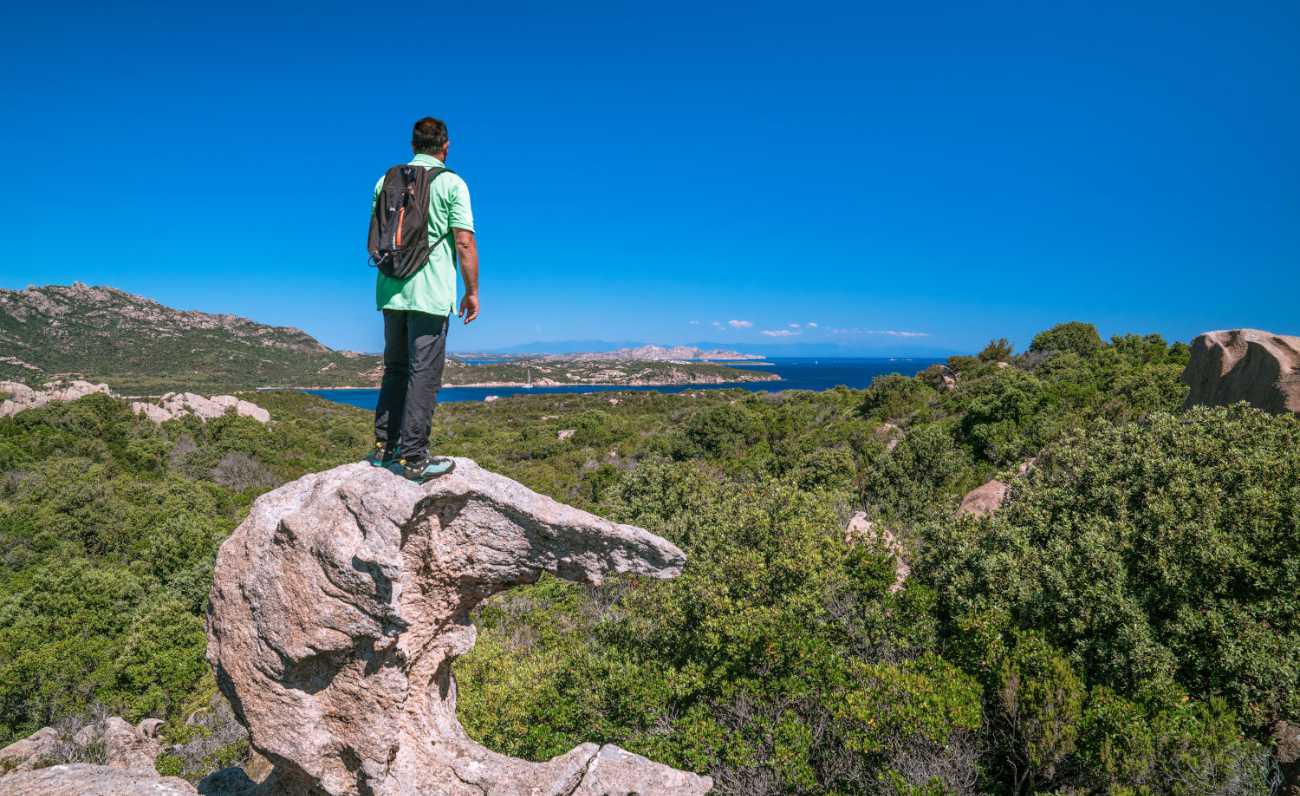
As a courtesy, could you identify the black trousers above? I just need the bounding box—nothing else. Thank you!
[374,310,448,462]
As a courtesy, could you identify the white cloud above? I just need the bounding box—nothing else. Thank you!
[829,328,929,338]
[711,320,723,329]
[688,320,701,325]
[761,329,800,337]
[806,321,818,328]
[787,323,801,329]
[727,319,753,329]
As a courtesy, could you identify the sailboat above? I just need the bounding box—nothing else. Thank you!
[522,367,534,389]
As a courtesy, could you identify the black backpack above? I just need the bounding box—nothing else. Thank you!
[367,164,454,279]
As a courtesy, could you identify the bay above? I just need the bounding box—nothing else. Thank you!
[307,357,942,410]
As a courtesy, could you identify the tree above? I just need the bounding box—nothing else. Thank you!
[978,338,1014,363]
[1029,322,1103,358]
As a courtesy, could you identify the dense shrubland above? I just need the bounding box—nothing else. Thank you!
[1,322,1294,793]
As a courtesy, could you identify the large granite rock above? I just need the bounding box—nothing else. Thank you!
[0,379,111,417]
[1182,329,1300,415]
[132,392,271,424]
[957,479,1009,518]
[0,726,60,773]
[206,458,712,796]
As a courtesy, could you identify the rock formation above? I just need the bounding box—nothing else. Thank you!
[132,392,271,424]
[0,726,60,773]
[1182,329,1300,415]
[0,764,197,795]
[0,716,190,795]
[957,479,1009,518]
[206,458,712,795]
[0,379,111,417]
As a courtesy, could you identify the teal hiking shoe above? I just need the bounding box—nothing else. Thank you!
[365,442,395,468]
[395,457,456,483]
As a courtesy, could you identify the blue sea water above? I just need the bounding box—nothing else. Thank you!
[307,357,941,410]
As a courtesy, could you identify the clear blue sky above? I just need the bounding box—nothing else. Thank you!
[2,1,1296,355]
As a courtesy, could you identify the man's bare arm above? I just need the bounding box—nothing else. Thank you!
[455,228,479,324]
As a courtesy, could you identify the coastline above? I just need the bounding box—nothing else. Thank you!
[287,374,784,391]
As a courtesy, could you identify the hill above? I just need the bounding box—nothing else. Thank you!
[0,284,382,393]
[0,285,776,393]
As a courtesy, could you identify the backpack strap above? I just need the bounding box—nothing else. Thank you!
[422,167,459,261]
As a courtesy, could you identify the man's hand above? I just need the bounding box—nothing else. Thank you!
[458,292,479,324]
[454,228,479,325]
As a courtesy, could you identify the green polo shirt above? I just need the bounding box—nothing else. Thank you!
[373,154,474,316]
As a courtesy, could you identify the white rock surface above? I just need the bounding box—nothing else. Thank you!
[131,392,270,424]
[0,380,111,417]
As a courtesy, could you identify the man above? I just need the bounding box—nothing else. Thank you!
[366,116,479,481]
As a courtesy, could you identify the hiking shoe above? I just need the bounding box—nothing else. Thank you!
[397,457,456,483]
[364,442,395,468]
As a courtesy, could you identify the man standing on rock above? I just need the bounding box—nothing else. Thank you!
[365,116,479,482]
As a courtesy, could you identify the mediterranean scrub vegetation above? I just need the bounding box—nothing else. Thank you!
[0,322,1294,794]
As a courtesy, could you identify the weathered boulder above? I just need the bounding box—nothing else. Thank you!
[132,392,271,424]
[0,715,165,775]
[1182,329,1300,415]
[0,764,197,795]
[0,716,183,794]
[0,379,111,417]
[102,716,163,771]
[843,511,909,592]
[957,479,1009,518]
[0,726,59,773]
[206,458,712,796]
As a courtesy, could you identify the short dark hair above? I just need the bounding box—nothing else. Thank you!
[412,117,448,154]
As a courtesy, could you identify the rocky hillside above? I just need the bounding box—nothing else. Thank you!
[0,284,776,393]
[0,284,383,393]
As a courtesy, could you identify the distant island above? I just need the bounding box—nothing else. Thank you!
[443,358,778,388]
[0,284,778,393]
[553,344,765,362]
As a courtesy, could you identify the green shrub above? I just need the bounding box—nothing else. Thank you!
[860,375,938,422]
[954,369,1050,465]
[978,338,1014,363]
[991,632,1084,791]
[923,405,1300,727]
[1029,321,1104,357]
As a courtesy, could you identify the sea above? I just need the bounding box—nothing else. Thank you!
[307,357,942,410]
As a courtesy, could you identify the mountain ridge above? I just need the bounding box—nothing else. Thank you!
[0,284,776,393]
[0,283,383,393]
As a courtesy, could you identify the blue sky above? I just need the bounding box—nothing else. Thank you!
[2,1,1296,355]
